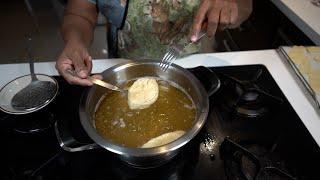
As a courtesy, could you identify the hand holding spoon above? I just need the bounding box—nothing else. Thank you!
[66,69,125,93]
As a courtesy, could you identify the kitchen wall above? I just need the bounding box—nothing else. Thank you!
[0,0,107,64]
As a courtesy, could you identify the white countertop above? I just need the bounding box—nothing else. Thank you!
[1,50,320,147]
[271,0,320,45]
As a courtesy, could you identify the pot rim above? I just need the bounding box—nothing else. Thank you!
[79,61,209,157]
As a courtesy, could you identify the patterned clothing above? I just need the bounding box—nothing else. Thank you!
[89,0,200,60]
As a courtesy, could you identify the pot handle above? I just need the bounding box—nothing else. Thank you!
[54,120,100,152]
[189,66,221,96]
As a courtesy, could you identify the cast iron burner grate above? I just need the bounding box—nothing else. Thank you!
[219,68,283,118]
[220,137,296,180]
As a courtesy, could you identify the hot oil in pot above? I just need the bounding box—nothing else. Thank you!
[94,79,196,147]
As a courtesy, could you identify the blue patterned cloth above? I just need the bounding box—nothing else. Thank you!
[88,0,127,28]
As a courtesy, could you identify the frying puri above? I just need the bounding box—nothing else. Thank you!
[94,78,196,147]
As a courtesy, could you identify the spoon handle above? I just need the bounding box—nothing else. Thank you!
[88,77,123,92]
[26,36,37,81]
[66,69,124,92]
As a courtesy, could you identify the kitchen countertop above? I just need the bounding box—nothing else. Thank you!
[270,0,320,45]
[1,50,320,147]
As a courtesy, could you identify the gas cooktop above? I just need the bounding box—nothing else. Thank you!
[1,65,319,180]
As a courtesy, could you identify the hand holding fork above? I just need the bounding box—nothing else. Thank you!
[159,31,206,71]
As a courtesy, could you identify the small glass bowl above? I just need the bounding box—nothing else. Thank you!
[0,74,58,115]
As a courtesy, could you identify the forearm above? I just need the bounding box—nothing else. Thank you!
[61,13,95,47]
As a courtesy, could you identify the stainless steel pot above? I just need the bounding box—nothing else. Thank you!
[55,61,220,167]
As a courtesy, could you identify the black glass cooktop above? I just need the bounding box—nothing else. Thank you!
[1,65,320,180]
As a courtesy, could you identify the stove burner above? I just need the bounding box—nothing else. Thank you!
[219,68,283,118]
[220,138,296,180]
[2,67,319,180]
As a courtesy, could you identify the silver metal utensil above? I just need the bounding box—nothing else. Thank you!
[159,31,206,71]
[10,37,57,111]
[89,76,125,92]
[66,69,125,92]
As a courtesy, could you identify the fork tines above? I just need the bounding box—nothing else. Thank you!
[160,47,179,71]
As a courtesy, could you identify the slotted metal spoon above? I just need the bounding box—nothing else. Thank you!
[10,37,58,112]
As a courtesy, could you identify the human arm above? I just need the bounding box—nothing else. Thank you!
[190,0,252,42]
[56,0,98,86]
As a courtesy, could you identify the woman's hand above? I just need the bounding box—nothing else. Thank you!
[190,0,239,42]
[56,39,93,86]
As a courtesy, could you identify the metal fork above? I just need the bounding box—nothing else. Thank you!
[159,31,206,71]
